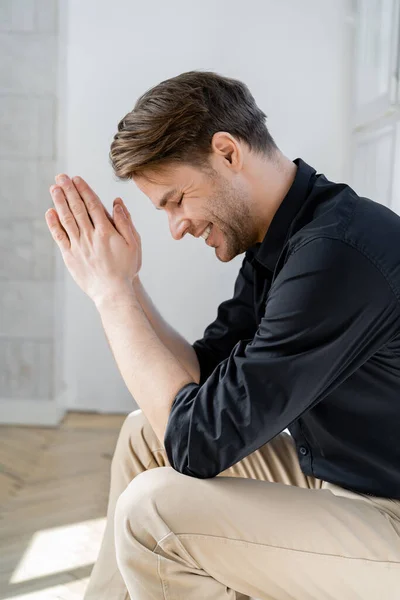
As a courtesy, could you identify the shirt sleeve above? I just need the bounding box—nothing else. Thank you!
[192,253,259,385]
[164,237,400,478]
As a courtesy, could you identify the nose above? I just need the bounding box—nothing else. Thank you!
[168,215,190,240]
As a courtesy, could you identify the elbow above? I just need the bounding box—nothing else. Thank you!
[164,381,220,478]
[170,459,221,479]
[164,435,221,479]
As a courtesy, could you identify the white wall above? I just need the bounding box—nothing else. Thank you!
[62,0,353,413]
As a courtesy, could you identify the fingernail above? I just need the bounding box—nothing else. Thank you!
[56,174,67,184]
[115,204,123,212]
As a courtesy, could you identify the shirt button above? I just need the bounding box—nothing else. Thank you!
[299,446,308,456]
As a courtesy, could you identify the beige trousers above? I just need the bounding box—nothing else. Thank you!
[84,409,400,600]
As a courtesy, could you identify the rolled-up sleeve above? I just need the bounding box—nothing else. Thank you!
[164,238,399,478]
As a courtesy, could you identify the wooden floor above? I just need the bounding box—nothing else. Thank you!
[0,412,126,600]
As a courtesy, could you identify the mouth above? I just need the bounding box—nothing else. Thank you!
[200,223,212,243]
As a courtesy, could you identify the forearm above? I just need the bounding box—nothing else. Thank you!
[96,290,194,445]
[133,275,201,383]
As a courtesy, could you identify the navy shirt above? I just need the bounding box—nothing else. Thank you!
[164,158,400,499]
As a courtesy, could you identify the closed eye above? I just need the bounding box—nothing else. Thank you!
[177,195,184,207]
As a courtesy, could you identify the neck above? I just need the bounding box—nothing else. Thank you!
[249,152,298,243]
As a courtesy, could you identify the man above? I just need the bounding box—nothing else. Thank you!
[45,71,400,600]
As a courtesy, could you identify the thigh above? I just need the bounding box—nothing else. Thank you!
[128,409,319,489]
[127,466,400,600]
[218,430,320,489]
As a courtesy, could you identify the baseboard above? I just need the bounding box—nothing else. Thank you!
[0,392,67,426]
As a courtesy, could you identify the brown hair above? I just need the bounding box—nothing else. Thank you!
[109,70,278,180]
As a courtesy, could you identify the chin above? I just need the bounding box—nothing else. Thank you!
[215,245,236,263]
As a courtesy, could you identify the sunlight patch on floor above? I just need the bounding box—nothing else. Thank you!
[10,518,106,584]
[3,577,90,600]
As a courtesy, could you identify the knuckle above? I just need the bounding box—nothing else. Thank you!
[86,200,98,212]
[54,230,65,242]
[62,214,75,225]
[97,226,108,238]
[70,204,84,215]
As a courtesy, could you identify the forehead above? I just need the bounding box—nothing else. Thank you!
[133,163,203,204]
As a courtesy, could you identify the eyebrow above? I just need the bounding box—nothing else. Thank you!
[155,188,179,210]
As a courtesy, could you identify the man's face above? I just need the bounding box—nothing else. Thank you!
[133,161,258,262]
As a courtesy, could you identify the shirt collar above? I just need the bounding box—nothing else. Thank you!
[247,158,317,273]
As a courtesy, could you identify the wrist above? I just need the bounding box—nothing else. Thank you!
[94,283,138,312]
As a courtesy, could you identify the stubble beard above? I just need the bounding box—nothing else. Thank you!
[209,179,257,262]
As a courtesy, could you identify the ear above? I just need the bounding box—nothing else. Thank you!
[211,132,243,171]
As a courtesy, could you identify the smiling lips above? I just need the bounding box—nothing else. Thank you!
[200,223,212,242]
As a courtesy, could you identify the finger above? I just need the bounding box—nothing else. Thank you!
[115,198,140,242]
[113,198,128,223]
[113,199,135,244]
[45,208,71,251]
[104,205,115,225]
[72,176,112,229]
[55,174,94,233]
[50,185,80,240]
[115,197,130,220]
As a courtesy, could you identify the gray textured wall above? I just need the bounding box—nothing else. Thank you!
[0,0,60,410]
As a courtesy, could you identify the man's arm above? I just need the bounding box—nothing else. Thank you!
[96,254,257,447]
[132,275,201,384]
[130,252,259,387]
[96,289,195,446]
